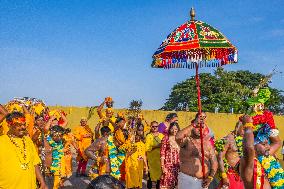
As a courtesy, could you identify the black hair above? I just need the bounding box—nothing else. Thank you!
[86,175,125,189]
[194,111,206,120]
[136,123,144,130]
[6,112,25,123]
[50,125,65,135]
[100,126,111,136]
[166,113,178,121]
[35,113,45,120]
[168,122,180,135]
[115,117,125,124]
[65,128,71,134]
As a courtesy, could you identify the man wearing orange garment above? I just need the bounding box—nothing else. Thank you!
[74,117,94,177]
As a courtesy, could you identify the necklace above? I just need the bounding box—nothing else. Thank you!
[8,135,30,170]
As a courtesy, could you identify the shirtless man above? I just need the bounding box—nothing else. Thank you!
[240,115,271,189]
[85,126,112,176]
[176,112,218,189]
[217,122,244,189]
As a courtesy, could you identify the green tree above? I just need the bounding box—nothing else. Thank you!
[162,68,284,114]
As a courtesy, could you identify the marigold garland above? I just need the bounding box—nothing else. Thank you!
[107,135,126,179]
[258,155,284,189]
[214,139,229,172]
[46,135,64,174]
[235,136,243,157]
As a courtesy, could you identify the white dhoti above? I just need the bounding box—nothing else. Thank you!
[178,172,205,189]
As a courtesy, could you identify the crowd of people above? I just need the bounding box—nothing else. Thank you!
[0,88,284,189]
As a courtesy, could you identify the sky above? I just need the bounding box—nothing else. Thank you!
[1,0,284,109]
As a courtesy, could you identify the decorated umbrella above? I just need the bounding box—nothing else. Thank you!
[152,8,238,178]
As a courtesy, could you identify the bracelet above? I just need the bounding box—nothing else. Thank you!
[208,176,214,181]
[243,122,255,130]
[221,172,227,179]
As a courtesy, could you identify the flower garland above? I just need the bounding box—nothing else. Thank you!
[258,155,284,189]
[214,139,229,172]
[235,136,243,157]
[46,135,64,174]
[107,135,126,179]
[251,110,276,130]
[215,138,226,152]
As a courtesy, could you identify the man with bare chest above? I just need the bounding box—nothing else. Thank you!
[85,126,112,176]
[217,122,244,189]
[176,112,218,189]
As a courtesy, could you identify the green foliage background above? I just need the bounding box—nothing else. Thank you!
[162,68,284,114]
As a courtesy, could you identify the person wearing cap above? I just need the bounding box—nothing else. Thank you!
[73,117,94,177]
[158,113,178,135]
[0,112,48,189]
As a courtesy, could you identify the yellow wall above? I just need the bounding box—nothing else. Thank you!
[50,106,284,158]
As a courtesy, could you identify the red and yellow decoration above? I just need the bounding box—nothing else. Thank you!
[152,10,237,69]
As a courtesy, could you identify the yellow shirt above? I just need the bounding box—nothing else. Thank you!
[0,135,40,189]
[145,133,164,182]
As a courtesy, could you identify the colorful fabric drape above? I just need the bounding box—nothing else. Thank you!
[152,20,237,69]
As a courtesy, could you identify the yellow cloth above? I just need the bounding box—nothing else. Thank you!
[126,141,145,188]
[53,157,66,189]
[98,116,116,132]
[0,120,9,136]
[73,125,94,160]
[64,155,72,178]
[25,114,35,137]
[63,133,75,178]
[0,135,40,189]
[145,133,164,182]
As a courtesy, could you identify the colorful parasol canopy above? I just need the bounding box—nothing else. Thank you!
[152,8,238,69]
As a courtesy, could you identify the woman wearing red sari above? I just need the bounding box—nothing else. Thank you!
[160,122,180,189]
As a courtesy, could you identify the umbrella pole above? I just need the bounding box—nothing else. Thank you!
[195,62,206,179]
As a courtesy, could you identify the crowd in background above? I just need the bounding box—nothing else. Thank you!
[0,90,284,189]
